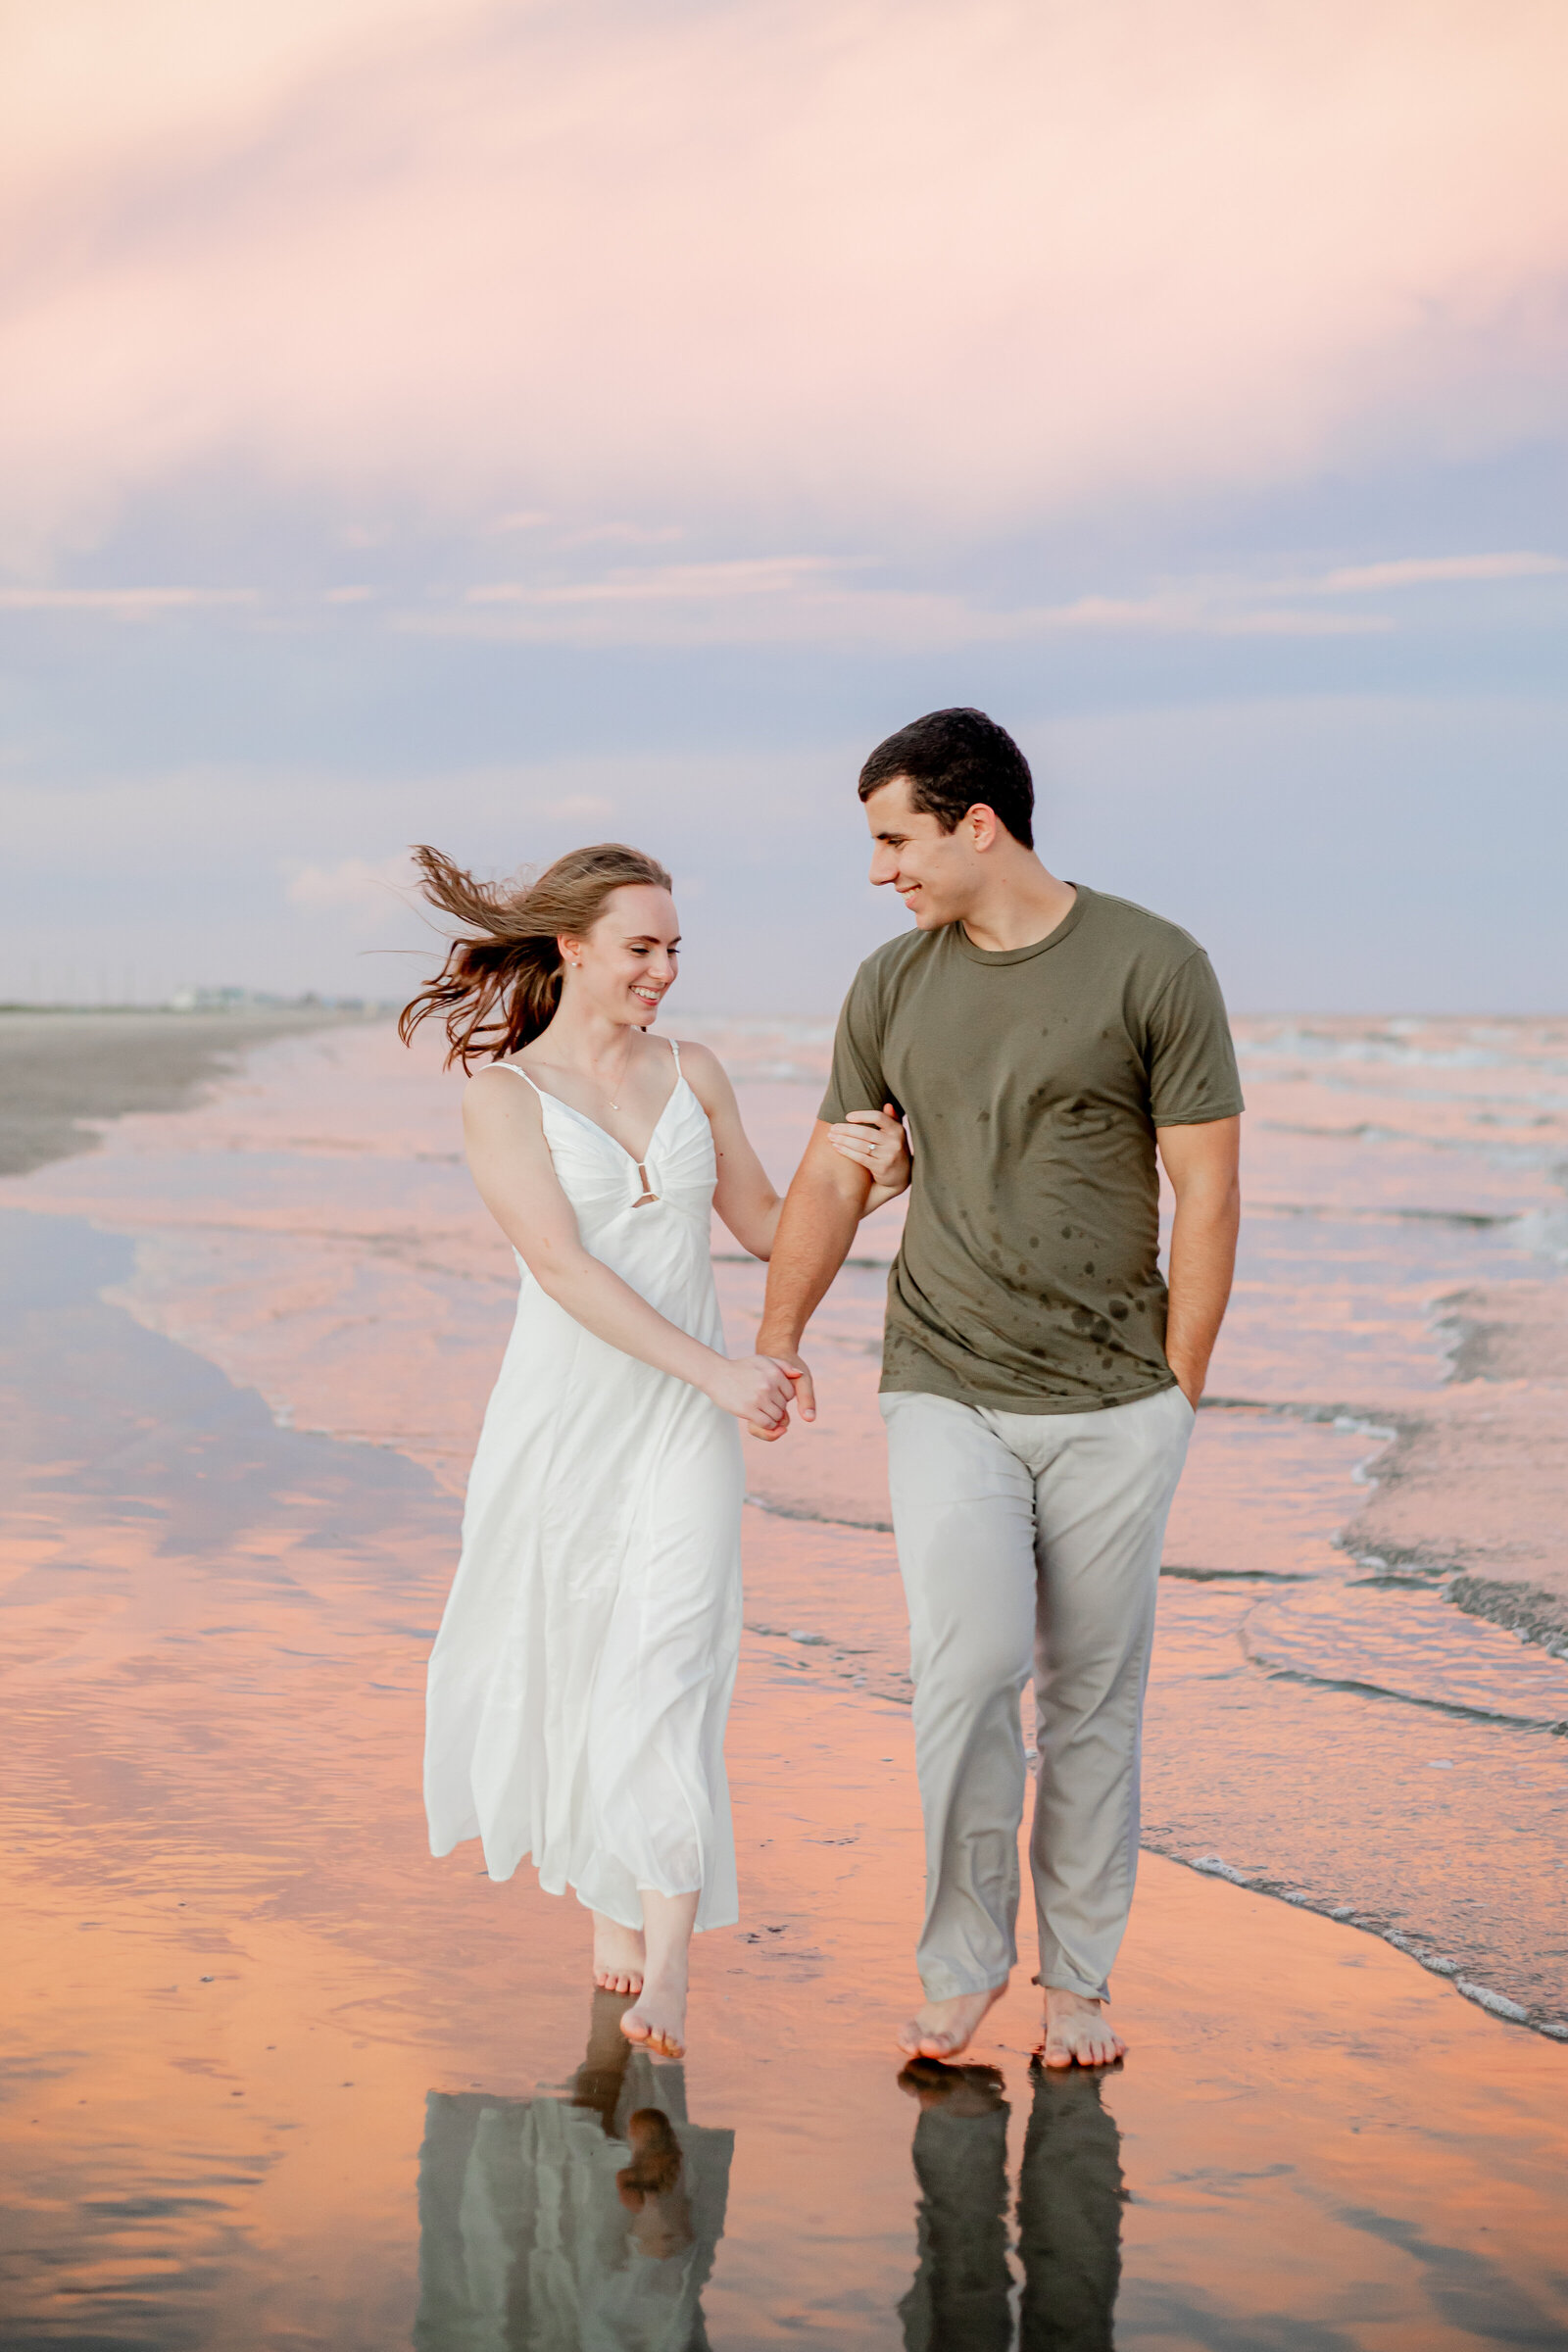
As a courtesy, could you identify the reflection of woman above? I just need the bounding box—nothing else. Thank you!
[416,1991,733,2351]
[401,845,907,2055]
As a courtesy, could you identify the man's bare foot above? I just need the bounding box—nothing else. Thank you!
[896,1981,1005,2060]
[1040,1984,1126,2069]
[619,1970,686,2059]
[592,1914,645,1996]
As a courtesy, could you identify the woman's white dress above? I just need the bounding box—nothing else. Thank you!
[424,1042,744,1932]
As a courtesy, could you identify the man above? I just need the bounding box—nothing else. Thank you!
[757,709,1242,2067]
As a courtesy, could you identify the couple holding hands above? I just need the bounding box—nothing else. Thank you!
[402,707,1243,2069]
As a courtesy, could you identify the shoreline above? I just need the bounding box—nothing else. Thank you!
[2,1204,1565,2341]
[0,1005,379,1179]
[6,1014,1564,2043]
[1345,1280,1568,1647]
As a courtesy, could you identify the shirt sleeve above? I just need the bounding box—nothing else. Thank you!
[817,959,894,1124]
[1147,950,1246,1126]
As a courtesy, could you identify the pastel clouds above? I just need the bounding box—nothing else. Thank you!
[3,0,1567,561]
[283,852,416,923]
[411,568,1401,649]
[0,546,1559,649]
[1316,553,1567,593]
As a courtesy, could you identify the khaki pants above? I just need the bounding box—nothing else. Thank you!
[880,1385,1194,2003]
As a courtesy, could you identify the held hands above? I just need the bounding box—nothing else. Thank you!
[826,1104,910,1204]
[704,1352,799,1433]
[743,1349,814,1444]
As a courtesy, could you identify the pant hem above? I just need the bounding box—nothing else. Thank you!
[1032,1971,1113,2002]
[917,1970,1012,2002]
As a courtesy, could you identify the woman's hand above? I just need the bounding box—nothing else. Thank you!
[827,1103,910,1207]
[703,1352,799,1431]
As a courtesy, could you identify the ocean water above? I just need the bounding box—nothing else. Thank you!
[7,1008,1565,2039]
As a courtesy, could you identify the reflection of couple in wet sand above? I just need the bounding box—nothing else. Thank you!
[415,1989,733,2350]
[403,707,1242,2067]
[415,1996,1123,2352]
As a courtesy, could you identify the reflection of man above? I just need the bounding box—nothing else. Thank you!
[899,2058,1124,2352]
[415,1990,732,2350]
[759,709,1242,2064]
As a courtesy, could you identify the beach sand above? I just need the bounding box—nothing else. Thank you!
[1,1013,1565,2346]
[0,1006,375,1178]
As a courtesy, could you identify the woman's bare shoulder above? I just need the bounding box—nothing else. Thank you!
[464,1060,545,1123]
[670,1037,730,1102]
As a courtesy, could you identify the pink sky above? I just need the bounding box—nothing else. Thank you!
[0,2,1563,1012]
[4,0,1566,564]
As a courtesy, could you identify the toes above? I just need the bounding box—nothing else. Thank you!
[620,2011,652,2044]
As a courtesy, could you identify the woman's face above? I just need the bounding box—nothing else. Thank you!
[562,884,680,1027]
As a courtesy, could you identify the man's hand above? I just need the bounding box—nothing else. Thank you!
[744,1358,815,1444]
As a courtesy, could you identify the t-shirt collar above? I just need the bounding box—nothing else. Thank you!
[951,883,1090,966]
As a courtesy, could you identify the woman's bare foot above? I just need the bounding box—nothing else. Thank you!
[592,1913,645,1996]
[1040,1984,1126,2069]
[896,1981,1006,2060]
[621,1887,696,2058]
[619,1969,687,2059]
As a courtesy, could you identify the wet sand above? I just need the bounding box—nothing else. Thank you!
[0,1007,374,1178]
[2,1015,1567,2345]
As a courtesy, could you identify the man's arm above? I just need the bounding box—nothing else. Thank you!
[754,1122,872,1440]
[1155,1115,1241,1406]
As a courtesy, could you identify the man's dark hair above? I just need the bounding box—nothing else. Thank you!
[857,708,1034,850]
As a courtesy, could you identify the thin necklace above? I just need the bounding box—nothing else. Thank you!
[601,1037,636,1112]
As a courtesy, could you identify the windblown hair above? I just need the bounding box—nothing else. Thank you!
[398,841,673,1070]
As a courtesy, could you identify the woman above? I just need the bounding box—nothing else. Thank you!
[401,842,907,2058]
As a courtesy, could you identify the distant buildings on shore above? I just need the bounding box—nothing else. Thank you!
[0,986,391,1015]
[165,985,385,1013]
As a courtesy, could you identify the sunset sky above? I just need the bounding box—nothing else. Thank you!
[3,0,1564,1010]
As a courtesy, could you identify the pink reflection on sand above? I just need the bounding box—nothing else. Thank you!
[2,1011,1568,2337]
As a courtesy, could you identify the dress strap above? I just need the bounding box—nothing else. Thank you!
[666,1036,681,1074]
[495,1061,547,1099]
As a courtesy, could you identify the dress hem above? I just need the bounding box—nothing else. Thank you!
[429,1830,738,1934]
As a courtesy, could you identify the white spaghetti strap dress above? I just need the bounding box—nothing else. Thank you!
[423,1039,745,1932]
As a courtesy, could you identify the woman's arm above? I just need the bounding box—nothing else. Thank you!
[678,1045,908,1261]
[463,1065,795,1428]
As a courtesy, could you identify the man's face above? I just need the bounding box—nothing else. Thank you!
[863,775,985,930]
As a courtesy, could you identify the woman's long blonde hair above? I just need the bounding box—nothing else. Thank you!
[398,842,673,1070]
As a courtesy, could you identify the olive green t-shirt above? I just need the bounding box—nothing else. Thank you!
[817,885,1245,1411]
